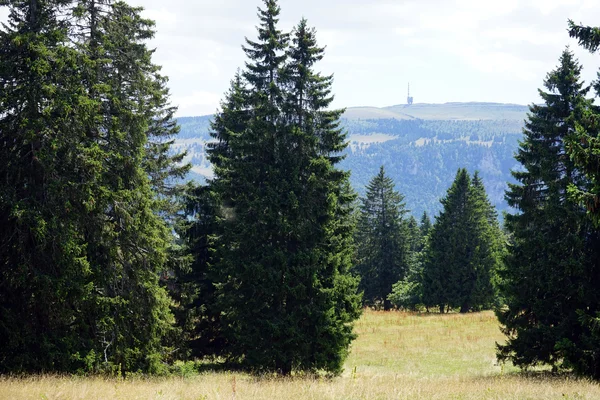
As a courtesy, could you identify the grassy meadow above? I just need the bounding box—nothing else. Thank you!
[2,310,600,400]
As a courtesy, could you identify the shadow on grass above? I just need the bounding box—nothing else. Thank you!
[368,308,497,318]
[472,368,591,383]
[190,360,334,381]
[192,360,231,374]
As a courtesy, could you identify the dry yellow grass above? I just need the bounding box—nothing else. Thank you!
[2,310,600,400]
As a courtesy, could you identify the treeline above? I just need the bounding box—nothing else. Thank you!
[342,136,520,217]
[0,0,188,374]
[353,167,505,314]
[354,37,600,380]
[343,118,524,142]
[341,118,524,218]
[0,0,361,376]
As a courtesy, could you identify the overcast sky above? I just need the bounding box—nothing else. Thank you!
[2,0,600,116]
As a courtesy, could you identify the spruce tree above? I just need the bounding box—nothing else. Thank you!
[281,18,361,374]
[567,19,600,381]
[497,49,600,378]
[407,216,421,254]
[68,0,176,372]
[0,0,98,372]
[173,75,248,361]
[207,1,360,375]
[422,168,499,313]
[419,211,432,244]
[469,172,503,309]
[0,0,184,374]
[422,169,470,313]
[173,184,226,359]
[567,21,600,226]
[355,166,410,310]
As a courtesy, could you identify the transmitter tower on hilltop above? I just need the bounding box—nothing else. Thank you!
[407,83,414,105]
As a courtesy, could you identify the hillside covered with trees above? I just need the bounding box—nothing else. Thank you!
[175,108,525,218]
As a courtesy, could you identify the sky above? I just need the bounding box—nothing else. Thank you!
[2,0,600,116]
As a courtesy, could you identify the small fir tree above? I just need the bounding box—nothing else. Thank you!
[355,166,411,310]
[422,168,500,313]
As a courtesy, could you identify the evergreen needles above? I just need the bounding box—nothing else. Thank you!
[197,0,362,375]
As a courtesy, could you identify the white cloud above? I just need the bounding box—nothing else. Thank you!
[458,47,544,81]
[142,8,177,26]
[482,27,564,46]
[531,0,580,15]
[173,91,222,117]
[394,27,416,37]
[455,0,520,16]
[2,0,600,113]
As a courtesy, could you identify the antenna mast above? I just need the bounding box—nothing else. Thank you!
[407,83,414,105]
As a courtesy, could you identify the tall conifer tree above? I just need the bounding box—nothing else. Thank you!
[420,211,432,242]
[469,172,503,309]
[567,21,600,225]
[0,0,98,372]
[78,0,177,372]
[1,0,186,374]
[497,49,600,378]
[173,74,249,360]
[566,19,600,381]
[207,1,360,374]
[356,166,410,310]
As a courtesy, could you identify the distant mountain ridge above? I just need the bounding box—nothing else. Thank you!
[175,102,528,218]
[343,102,528,121]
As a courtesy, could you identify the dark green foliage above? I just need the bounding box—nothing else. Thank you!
[567,20,600,227]
[70,0,176,373]
[355,166,411,310]
[406,216,421,254]
[387,211,432,310]
[205,1,361,375]
[172,184,225,359]
[569,20,600,53]
[497,49,600,379]
[420,211,432,240]
[422,169,470,313]
[172,75,249,361]
[422,169,501,313]
[469,171,504,308]
[0,0,179,373]
[0,0,98,373]
[567,20,600,381]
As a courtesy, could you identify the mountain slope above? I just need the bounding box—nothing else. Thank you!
[175,102,527,218]
[344,102,528,121]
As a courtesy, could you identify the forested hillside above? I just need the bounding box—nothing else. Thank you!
[175,103,527,217]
